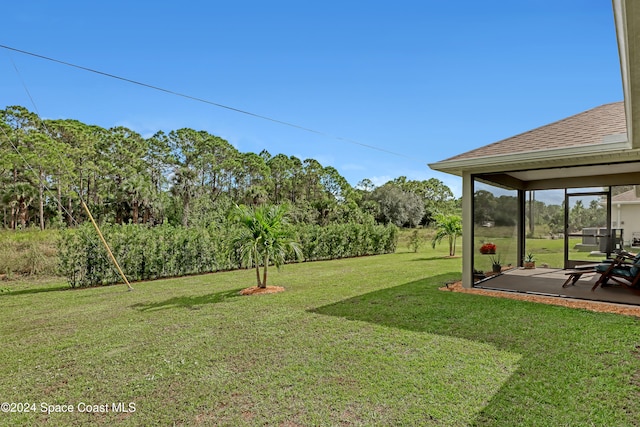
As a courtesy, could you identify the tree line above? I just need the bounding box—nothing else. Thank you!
[0,105,459,231]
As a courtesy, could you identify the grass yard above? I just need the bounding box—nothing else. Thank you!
[1,245,639,426]
[476,231,610,272]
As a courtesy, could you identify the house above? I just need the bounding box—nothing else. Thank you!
[611,187,640,246]
[429,0,640,288]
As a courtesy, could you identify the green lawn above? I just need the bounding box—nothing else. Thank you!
[1,245,639,426]
[475,232,609,271]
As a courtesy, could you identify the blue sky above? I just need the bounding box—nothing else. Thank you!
[1,1,622,197]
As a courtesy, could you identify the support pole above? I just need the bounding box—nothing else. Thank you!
[462,172,474,288]
[81,200,134,291]
[518,189,526,267]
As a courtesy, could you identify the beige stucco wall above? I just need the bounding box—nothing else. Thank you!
[614,203,640,246]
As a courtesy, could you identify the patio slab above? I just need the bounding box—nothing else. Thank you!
[474,268,640,306]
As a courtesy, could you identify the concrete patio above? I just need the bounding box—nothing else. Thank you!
[475,267,640,306]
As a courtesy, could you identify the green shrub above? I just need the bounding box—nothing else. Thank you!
[296,222,398,261]
[58,221,399,287]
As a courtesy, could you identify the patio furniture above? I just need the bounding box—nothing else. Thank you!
[562,264,599,288]
[591,251,640,295]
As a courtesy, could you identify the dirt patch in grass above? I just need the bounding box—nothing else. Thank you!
[240,286,285,295]
[441,281,640,317]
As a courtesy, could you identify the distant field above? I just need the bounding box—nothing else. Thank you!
[0,229,60,278]
[474,225,607,270]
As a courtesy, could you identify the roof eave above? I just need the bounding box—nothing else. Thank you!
[428,136,635,176]
[614,0,634,146]
[615,0,640,149]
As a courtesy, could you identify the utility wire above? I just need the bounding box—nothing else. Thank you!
[2,54,134,290]
[0,43,421,162]
[6,54,82,229]
[0,122,134,290]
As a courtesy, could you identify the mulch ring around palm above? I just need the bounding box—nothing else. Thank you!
[240,286,285,295]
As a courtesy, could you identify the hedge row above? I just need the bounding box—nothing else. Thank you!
[297,222,398,260]
[58,222,398,287]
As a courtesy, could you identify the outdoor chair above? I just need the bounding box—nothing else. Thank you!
[591,250,640,295]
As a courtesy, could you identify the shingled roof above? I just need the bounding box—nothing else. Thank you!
[441,101,627,162]
[613,188,640,202]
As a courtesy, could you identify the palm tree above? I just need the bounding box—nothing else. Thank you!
[231,204,302,288]
[3,182,36,229]
[431,213,462,256]
[171,166,198,227]
[122,174,153,224]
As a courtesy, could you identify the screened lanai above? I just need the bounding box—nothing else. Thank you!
[429,100,640,302]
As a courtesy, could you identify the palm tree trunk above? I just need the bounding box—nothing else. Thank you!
[254,247,262,287]
[262,253,269,288]
[18,197,28,229]
[10,203,16,229]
